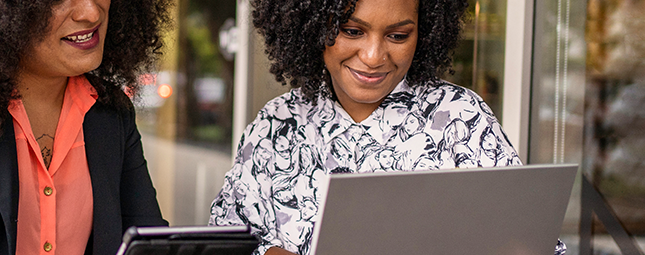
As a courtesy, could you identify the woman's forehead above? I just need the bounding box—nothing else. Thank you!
[352,0,418,19]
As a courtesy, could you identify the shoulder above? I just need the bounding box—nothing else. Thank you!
[84,74,135,115]
[84,86,136,135]
[234,88,318,165]
[254,88,312,123]
[240,88,312,141]
[416,80,497,119]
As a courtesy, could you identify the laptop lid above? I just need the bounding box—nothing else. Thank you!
[310,164,578,255]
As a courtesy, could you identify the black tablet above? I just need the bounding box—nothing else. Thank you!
[116,225,259,255]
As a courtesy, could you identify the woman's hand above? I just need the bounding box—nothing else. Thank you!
[265,247,298,255]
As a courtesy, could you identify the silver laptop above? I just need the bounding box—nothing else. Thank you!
[310,164,578,255]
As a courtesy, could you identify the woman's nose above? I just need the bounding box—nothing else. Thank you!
[358,37,387,69]
[71,0,102,23]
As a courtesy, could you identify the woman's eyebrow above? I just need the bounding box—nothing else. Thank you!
[348,17,416,30]
[349,17,371,28]
[386,20,415,29]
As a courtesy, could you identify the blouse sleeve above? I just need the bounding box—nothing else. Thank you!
[209,110,282,255]
[465,91,523,167]
[459,90,568,254]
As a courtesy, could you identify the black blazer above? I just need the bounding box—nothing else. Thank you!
[0,93,168,255]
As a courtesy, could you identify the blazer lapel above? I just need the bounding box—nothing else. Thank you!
[0,121,19,255]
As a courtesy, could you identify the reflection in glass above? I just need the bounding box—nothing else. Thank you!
[531,0,645,252]
[583,0,645,245]
[529,0,588,251]
[136,0,237,226]
[530,0,587,166]
[447,0,506,120]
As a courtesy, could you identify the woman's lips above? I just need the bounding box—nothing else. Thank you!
[62,24,101,50]
[349,67,388,84]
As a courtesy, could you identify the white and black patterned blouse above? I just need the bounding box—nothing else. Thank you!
[209,79,564,255]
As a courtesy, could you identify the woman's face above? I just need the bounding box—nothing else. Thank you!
[254,138,273,164]
[383,103,407,129]
[414,156,437,170]
[299,147,313,169]
[378,149,394,168]
[403,115,420,134]
[300,199,317,221]
[20,0,110,80]
[274,136,291,157]
[482,132,497,151]
[324,0,418,120]
[427,89,444,104]
[319,101,336,122]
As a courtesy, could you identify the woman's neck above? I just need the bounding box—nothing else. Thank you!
[15,73,68,170]
[17,73,68,109]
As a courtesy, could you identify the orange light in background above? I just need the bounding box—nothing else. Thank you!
[158,84,172,98]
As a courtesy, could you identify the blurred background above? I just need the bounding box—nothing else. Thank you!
[136,0,645,253]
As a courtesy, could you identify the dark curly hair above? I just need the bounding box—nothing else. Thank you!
[0,0,172,122]
[252,0,468,103]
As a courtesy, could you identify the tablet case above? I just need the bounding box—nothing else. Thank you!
[117,225,259,255]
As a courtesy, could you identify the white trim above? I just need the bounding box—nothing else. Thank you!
[232,0,252,159]
[502,0,534,162]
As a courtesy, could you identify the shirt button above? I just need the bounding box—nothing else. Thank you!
[44,187,53,196]
[43,242,53,252]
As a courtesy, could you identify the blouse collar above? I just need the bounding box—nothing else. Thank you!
[316,79,415,145]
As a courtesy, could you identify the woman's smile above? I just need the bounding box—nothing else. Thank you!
[323,0,418,122]
[18,0,110,80]
[62,24,101,50]
[348,67,389,85]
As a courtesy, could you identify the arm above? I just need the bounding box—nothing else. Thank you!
[457,89,522,167]
[265,247,298,255]
[463,91,568,253]
[209,113,284,254]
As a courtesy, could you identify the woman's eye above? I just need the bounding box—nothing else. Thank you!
[388,34,410,41]
[342,28,363,37]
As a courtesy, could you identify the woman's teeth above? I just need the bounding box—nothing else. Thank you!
[65,32,94,43]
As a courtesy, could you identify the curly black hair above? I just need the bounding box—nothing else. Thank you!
[252,0,468,102]
[0,0,172,122]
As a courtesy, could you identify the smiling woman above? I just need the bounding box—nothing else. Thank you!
[0,0,172,255]
[19,0,109,94]
[207,0,567,255]
[323,0,418,122]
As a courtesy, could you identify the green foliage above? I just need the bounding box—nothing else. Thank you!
[600,174,645,199]
[193,125,227,143]
[186,13,221,76]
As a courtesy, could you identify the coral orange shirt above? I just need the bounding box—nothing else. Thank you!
[10,76,97,255]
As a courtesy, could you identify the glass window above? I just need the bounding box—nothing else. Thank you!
[529,0,587,165]
[529,0,588,250]
[530,0,645,252]
[137,0,237,225]
[447,0,507,121]
[582,0,645,252]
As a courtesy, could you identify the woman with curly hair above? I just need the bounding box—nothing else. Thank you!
[210,0,564,254]
[0,0,171,254]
